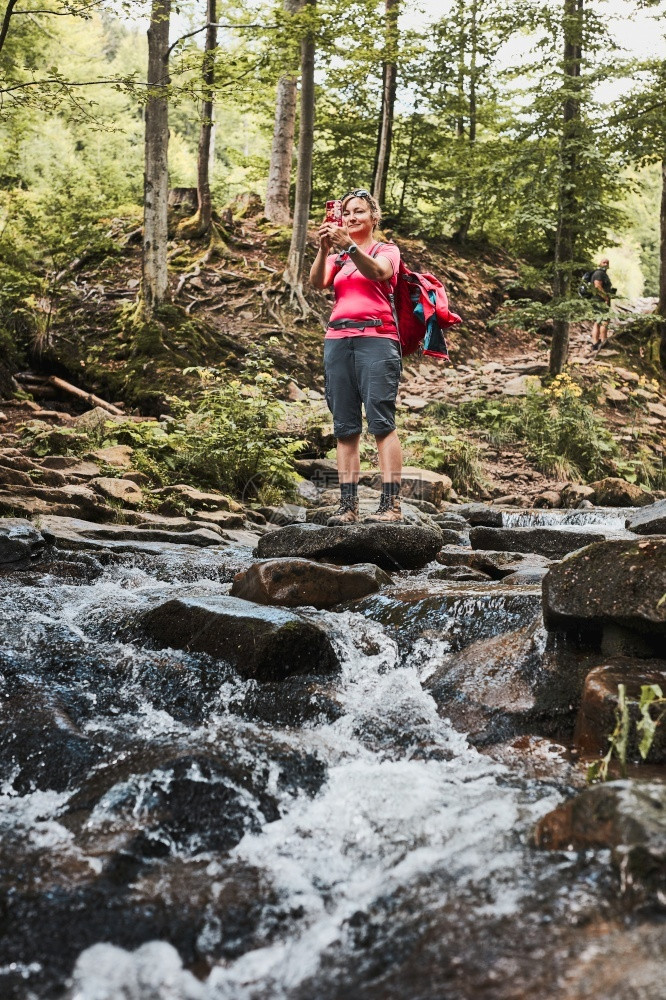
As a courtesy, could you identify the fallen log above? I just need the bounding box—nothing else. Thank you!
[47,377,124,416]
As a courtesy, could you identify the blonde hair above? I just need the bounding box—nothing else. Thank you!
[341,191,382,231]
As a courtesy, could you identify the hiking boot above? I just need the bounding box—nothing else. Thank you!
[327,496,359,526]
[364,493,403,523]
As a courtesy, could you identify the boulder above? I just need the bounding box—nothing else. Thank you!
[438,528,469,546]
[90,477,143,506]
[575,658,666,762]
[625,498,666,536]
[292,458,339,490]
[191,509,245,529]
[87,445,133,468]
[533,491,561,509]
[534,781,666,906]
[436,545,552,579]
[589,477,655,508]
[231,558,390,609]
[454,503,503,527]
[0,517,45,564]
[141,595,340,682]
[369,466,452,507]
[560,483,595,508]
[470,525,608,560]
[73,407,123,434]
[255,522,442,571]
[543,538,666,637]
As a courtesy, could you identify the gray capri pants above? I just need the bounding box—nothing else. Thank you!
[323,336,402,439]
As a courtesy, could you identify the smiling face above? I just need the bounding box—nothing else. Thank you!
[342,196,376,242]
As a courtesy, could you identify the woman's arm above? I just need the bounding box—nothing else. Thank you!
[309,244,332,289]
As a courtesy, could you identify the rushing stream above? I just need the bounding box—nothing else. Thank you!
[0,534,654,999]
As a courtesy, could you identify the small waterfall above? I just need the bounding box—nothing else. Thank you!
[501,509,630,530]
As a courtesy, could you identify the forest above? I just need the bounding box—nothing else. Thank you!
[1,3,666,1000]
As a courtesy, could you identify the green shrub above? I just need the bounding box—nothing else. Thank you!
[438,374,620,483]
[403,429,488,495]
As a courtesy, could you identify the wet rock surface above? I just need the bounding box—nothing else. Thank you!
[470,524,612,559]
[231,558,391,609]
[575,658,666,762]
[0,517,44,564]
[141,595,341,681]
[535,781,666,907]
[543,537,666,636]
[256,522,443,571]
[625,497,666,535]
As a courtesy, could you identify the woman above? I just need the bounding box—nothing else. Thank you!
[309,189,403,525]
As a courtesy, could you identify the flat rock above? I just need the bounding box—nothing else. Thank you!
[470,525,609,560]
[39,516,224,551]
[86,445,133,468]
[255,522,442,571]
[575,658,666,762]
[500,567,549,585]
[90,477,143,505]
[230,558,391,609]
[73,407,123,434]
[0,517,45,564]
[149,484,238,512]
[428,565,492,582]
[534,781,666,907]
[625,498,666,535]
[374,466,452,506]
[436,545,552,579]
[589,477,654,507]
[292,458,339,490]
[543,537,666,636]
[190,510,245,530]
[141,595,340,682]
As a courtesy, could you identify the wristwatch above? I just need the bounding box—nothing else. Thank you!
[346,243,358,255]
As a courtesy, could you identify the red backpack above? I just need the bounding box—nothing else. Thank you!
[372,245,462,360]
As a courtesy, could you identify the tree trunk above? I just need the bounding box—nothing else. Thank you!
[284,0,315,299]
[196,0,217,235]
[452,0,477,244]
[397,108,418,224]
[549,0,583,375]
[142,0,171,318]
[657,154,666,369]
[372,0,399,207]
[265,0,304,224]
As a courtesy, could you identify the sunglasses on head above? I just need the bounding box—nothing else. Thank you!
[341,189,372,201]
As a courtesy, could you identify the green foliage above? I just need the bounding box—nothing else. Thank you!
[437,374,620,483]
[587,683,666,783]
[21,346,303,502]
[403,427,487,496]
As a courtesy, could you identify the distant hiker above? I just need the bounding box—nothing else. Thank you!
[590,257,613,352]
[309,189,403,524]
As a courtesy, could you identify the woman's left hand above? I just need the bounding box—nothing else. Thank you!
[321,223,352,251]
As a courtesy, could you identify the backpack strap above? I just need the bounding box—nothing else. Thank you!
[369,243,401,346]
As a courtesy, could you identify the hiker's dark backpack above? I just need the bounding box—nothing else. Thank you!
[578,270,594,298]
[371,245,462,359]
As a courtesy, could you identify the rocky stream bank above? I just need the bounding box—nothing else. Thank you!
[1,437,665,998]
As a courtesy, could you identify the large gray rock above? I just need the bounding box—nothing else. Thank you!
[454,503,503,527]
[231,558,390,609]
[0,517,45,564]
[256,522,442,571]
[141,595,340,682]
[535,781,666,907]
[625,499,666,536]
[543,537,666,636]
[470,525,608,560]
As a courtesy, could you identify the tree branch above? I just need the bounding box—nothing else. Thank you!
[165,20,279,59]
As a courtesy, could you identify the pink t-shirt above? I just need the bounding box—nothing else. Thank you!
[325,241,400,340]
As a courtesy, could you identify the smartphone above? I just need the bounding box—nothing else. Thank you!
[325,199,343,226]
